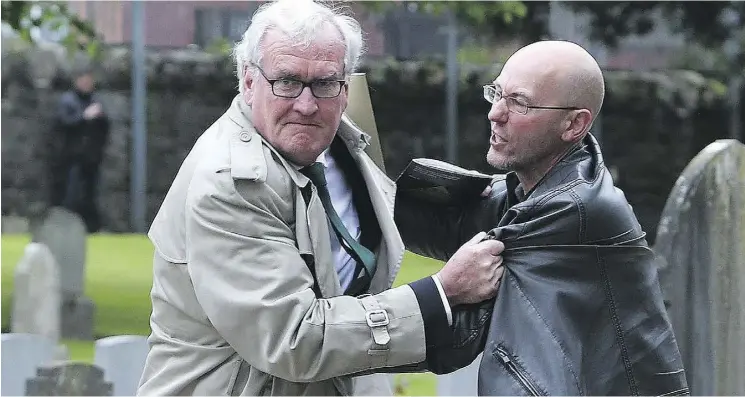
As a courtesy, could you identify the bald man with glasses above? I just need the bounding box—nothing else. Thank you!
[394,40,689,396]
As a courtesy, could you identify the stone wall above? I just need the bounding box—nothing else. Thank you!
[2,44,739,240]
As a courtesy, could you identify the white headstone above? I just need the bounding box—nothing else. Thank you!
[93,335,149,396]
[436,353,481,396]
[32,207,95,340]
[32,207,87,299]
[11,242,61,343]
[1,333,56,396]
[656,139,745,395]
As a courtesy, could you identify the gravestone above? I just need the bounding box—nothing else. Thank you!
[93,335,149,396]
[655,139,745,395]
[1,333,56,396]
[31,206,95,340]
[11,243,61,343]
[25,362,113,396]
[436,353,481,396]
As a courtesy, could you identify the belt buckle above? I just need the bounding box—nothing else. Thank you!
[365,309,390,328]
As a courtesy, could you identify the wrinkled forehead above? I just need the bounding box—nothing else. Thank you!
[261,26,346,69]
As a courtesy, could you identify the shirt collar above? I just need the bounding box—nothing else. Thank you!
[317,149,329,167]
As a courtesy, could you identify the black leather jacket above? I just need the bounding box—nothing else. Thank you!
[395,134,689,396]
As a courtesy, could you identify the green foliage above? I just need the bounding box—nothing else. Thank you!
[204,36,234,57]
[413,1,527,28]
[457,44,496,66]
[1,1,101,58]
[670,44,740,77]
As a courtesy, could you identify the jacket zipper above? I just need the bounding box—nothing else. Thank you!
[495,346,542,396]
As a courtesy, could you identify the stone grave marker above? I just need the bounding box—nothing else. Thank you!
[11,242,61,343]
[655,139,745,395]
[93,335,149,396]
[25,362,113,396]
[31,206,95,340]
[1,333,56,396]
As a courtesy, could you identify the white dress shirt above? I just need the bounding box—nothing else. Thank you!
[317,149,452,325]
[317,150,361,290]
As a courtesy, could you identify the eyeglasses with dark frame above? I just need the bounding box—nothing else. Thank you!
[483,84,582,115]
[251,63,347,99]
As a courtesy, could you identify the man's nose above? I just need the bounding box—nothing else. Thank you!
[487,98,508,123]
[293,87,319,115]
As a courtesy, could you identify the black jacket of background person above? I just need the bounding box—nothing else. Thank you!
[52,89,110,166]
[394,134,690,396]
[47,88,110,233]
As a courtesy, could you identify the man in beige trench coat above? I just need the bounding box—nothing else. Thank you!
[137,0,505,395]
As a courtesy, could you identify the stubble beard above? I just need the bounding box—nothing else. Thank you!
[486,146,517,172]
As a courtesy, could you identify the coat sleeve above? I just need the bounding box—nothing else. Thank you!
[184,168,449,383]
[425,298,495,374]
[57,92,85,126]
[348,298,495,376]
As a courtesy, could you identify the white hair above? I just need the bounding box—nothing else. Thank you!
[233,0,365,94]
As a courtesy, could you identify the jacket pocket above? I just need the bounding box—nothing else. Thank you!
[494,345,545,396]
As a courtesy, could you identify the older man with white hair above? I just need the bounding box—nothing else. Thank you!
[137,0,505,395]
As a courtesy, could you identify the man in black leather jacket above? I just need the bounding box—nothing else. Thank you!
[394,41,689,395]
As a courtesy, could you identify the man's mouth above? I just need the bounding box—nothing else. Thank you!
[490,133,506,145]
[286,121,320,128]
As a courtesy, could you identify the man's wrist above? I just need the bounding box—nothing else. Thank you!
[408,277,452,348]
[431,274,453,326]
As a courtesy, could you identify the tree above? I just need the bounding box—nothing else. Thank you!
[1,1,100,56]
[361,1,531,38]
[360,1,742,59]
[567,1,743,50]
[362,0,744,79]
[569,1,744,75]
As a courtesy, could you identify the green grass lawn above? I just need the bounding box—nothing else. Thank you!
[1,233,443,395]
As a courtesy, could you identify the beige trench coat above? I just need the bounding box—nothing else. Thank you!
[137,96,428,395]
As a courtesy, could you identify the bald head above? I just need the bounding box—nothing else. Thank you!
[506,40,605,119]
[487,41,605,190]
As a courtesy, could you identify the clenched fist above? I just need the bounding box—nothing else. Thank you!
[436,232,505,305]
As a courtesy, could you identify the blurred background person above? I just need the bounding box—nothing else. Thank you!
[48,65,110,232]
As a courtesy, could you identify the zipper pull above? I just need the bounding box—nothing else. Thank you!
[496,348,511,364]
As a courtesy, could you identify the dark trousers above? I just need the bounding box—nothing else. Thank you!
[49,155,102,233]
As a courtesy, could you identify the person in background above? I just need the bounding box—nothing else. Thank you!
[49,66,109,232]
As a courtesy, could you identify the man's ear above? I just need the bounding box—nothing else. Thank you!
[340,82,349,112]
[242,67,255,105]
[561,109,593,143]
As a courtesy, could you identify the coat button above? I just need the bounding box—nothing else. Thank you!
[239,132,251,142]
